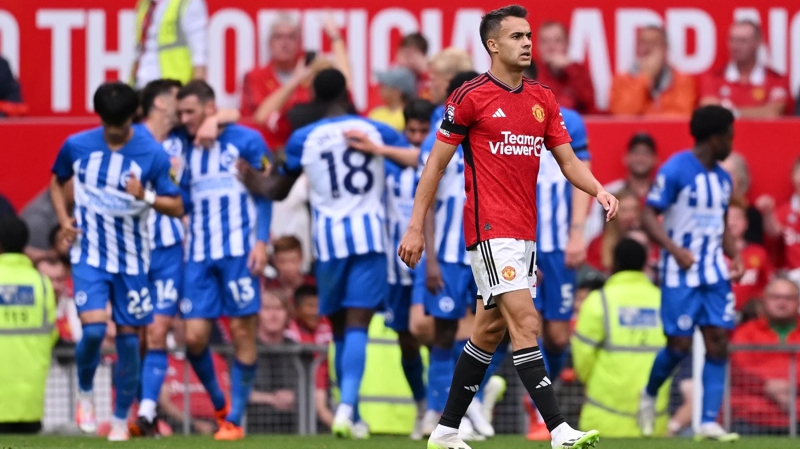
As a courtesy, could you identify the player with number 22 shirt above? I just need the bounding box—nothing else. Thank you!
[398,5,618,449]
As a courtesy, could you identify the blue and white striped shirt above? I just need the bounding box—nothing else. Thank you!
[51,125,179,275]
[536,107,590,253]
[182,124,272,262]
[646,151,733,288]
[283,115,404,262]
[147,129,186,250]
[386,155,417,286]
[421,105,469,265]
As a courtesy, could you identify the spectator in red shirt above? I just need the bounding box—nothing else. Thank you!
[728,198,774,311]
[535,21,596,114]
[396,33,431,101]
[699,20,791,118]
[759,158,800,276]
[240,16,349,150]
[730,276,800,434]
[264,236,315,304]
[285,285,334,429]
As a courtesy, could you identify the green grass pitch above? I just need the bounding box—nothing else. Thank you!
[1,435,797,449]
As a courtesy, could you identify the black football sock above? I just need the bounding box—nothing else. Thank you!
[514,346,565,432]
[438,339,493,429]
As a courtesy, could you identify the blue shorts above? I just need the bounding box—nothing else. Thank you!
[149,245,184,317]
[661,282,735,336]
[534,251,577,321]
[421,261,477,321]
[182,256,261,319]
[315,253,388,316]
[385,284,413,332]
[72,263,153,327]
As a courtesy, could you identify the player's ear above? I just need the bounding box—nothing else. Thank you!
[487,38,499,54]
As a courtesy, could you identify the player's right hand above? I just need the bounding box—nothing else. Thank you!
[59,217,81,243]
[398,227,424,269]
[426,259,445,295]
[672,247,696,270]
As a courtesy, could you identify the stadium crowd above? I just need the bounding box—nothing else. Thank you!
[1,2,799,444]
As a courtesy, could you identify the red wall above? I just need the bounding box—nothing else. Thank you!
[2,118,797,213]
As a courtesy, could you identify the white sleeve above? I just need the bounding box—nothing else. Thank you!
[181,0,209,67]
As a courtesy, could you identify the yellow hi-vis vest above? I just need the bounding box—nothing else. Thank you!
[330,314,428,434]
[571,271,671,437]
[135,0,193,84]
[0,253,58,423]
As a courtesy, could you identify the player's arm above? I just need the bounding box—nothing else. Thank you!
[128,152,184,217]
[723,210,744,280]
[248,139,274,244]
[399,140,457,267]
[345,129,420,168]
[50,140,79,241]
[252,129,305,201]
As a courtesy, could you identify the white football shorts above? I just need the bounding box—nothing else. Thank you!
[469,238,537,309]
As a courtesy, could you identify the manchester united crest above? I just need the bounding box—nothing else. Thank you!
[501,266,516,281]
[532,104,545,123]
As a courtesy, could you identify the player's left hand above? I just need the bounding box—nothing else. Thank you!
[125,174,145,200]
[248,240,269,276]
[564,232,587,268]
[398,227,424,269]
[344,130,380,155]
[728,254,744,282]
[596,190,619,222]
[195,115,219,148]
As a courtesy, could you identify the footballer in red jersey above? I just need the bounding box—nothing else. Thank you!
[398,5,616,449]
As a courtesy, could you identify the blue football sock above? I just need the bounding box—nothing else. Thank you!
[452,339,468,362]
[427,345,454,413]
[542,346,567,380]
[646,348,687,397]
[402,353,427,402]
[113,334,141,420]
[140,349,168,404]
[476,341,508,402]
[340,327,368,407]
[76,323,106,393]
[187,347,226,411]
[701,357,727,423]
[333,337,362,421]
[334,338,344,387]
[226,360,257,426]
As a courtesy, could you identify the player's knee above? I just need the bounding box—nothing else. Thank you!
[433,318,458,348]
[704,330,729,360]
[184,328,208,355]
[666,336,693,354]
[81,322,107,346]
[544,328,570,352]
[146,322,169,350]
[410,317,433,345]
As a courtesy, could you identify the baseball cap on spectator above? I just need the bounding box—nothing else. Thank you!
[627,132,656,154]
[376,67,417,99]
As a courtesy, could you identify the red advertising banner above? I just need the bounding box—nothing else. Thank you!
[2,118,798,212]
[2,1,800,116]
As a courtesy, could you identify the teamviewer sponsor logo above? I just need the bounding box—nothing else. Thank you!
[490,132,544,156]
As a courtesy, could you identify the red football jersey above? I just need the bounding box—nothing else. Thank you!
[776,195,800,269]
[731,243,773,310]
[699,63,790,111]
[437,72,571,248]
